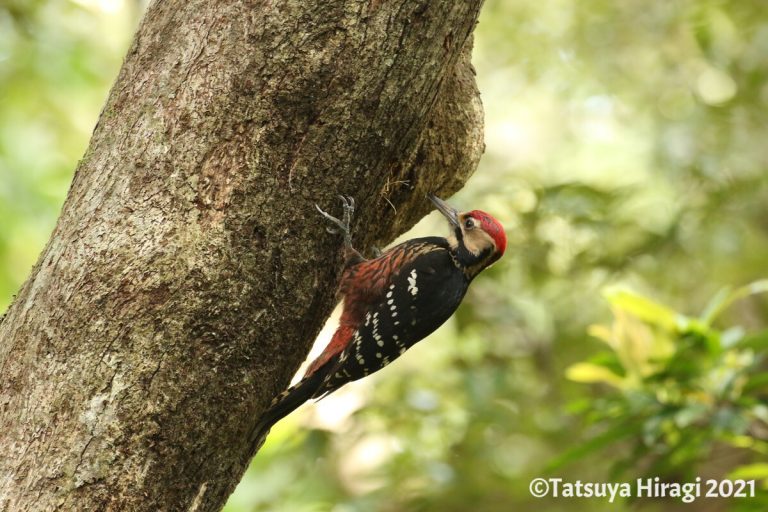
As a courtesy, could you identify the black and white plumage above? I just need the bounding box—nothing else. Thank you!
[316,237,467,395]
[250,194,506,446]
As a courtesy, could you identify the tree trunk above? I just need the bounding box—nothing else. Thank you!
[0,0,484,510]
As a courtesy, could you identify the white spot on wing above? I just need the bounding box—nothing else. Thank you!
[407,269,418,296]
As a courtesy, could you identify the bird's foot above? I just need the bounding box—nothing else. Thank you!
[315,195,356,251]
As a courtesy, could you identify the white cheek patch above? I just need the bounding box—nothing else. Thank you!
[407,269,418,296]
[465,230,495,256]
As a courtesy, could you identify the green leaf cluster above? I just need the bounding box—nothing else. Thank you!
[562,284,768,507]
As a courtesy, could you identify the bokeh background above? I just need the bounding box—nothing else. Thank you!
[1,0,766,510]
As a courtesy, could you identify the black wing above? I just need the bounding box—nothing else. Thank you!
[314,241,468,397]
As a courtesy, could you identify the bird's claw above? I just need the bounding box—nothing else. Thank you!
[337,195,355,229]
[316,195,356,250]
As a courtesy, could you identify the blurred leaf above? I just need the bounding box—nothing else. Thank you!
[743,373,768,394]
[673,404,710,428]
[700,279,768,325]
[735,330,768,351]
[565,362,624,387]
[603,287,684,332]
[545,421,637,472]
[728,463,768,481]
[587,324,612,344]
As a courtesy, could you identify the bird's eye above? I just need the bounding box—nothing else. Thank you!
[464,218,475,229]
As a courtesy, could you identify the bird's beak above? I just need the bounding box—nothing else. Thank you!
[428,194,460,229]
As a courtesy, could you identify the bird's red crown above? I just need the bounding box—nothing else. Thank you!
[467,210,507,256]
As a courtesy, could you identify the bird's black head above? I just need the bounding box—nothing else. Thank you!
[429,194,507,277]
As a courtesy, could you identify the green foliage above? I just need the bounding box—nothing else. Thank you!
[0,0,138,310]
[561,285,768,491]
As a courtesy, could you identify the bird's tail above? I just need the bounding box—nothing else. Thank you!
[249,369,326,452]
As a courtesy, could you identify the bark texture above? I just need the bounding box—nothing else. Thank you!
[0,0,484,510]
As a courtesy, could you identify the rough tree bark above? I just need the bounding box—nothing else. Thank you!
[0,0,484,510]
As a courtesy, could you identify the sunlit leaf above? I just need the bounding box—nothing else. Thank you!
[565,362,624,387]
[728,463,768,481]
[587,324,612,344]
[603,287,684,331]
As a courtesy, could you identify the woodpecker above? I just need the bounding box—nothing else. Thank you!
[251,194,506,444]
